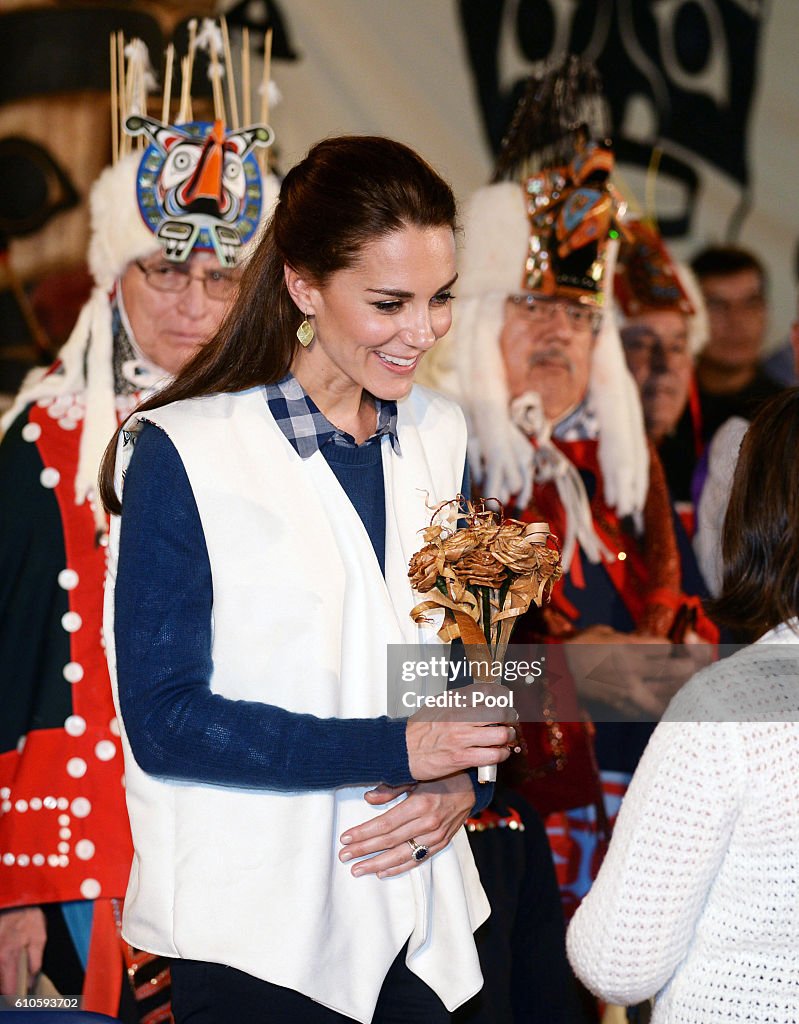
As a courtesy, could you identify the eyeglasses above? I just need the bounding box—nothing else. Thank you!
[622,335,690,366]
[135,261,241,301]
[507,293,601,333]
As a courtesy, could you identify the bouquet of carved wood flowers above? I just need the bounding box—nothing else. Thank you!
[408,496,562,781]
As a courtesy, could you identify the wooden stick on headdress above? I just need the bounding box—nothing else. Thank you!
[178,55,191,124]
[242,27,252,127]
[258,28,274,173]
[110,33,119,163]
[221,17,239,130]
[180,19,198,124]
[124,38,156,152]
[195,18,226,122]
[260,27,273,125]
[161,43,174,125]
[116,32,127,158]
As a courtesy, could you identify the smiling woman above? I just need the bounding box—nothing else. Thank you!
[97,136,518,1024]
[285,225,457,435]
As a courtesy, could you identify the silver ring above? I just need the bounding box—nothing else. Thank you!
[407,838,429,862]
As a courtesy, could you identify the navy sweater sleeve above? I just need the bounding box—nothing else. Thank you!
[114,423,412,790]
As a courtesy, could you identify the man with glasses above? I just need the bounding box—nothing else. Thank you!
[126,255,242,375]
[0,111,276,1017]
[447,176,706,697]
[499,294,601,426]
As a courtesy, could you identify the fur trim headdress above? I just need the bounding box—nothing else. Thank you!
[2,24,281,534]
[427,57,648,569]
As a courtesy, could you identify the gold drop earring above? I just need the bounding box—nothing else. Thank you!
[296,313,314,348]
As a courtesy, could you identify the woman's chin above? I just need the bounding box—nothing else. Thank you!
[365,365,418,402]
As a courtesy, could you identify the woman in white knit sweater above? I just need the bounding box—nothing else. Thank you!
[567,386,799,1022]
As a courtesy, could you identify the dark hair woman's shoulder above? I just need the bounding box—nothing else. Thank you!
[126,419,181,473]
[120,419,197,528]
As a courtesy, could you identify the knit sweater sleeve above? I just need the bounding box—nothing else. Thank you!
[566,693,744,1006]
[114,423,412,791]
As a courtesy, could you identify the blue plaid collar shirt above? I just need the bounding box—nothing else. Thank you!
[264,373,402,459]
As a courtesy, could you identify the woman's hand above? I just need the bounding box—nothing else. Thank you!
[405,681,518,780]
[0,906,46,995]
[339,773,475,879]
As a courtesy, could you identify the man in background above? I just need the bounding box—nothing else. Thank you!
[691,245,783,440]
[616,220,709,536]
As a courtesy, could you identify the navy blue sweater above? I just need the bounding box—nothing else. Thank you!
[114,421,490,809]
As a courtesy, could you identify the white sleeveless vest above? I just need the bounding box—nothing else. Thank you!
[103,384,490,1022]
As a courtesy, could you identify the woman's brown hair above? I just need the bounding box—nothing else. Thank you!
[99,134,457,514]
[709,387,799,639]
